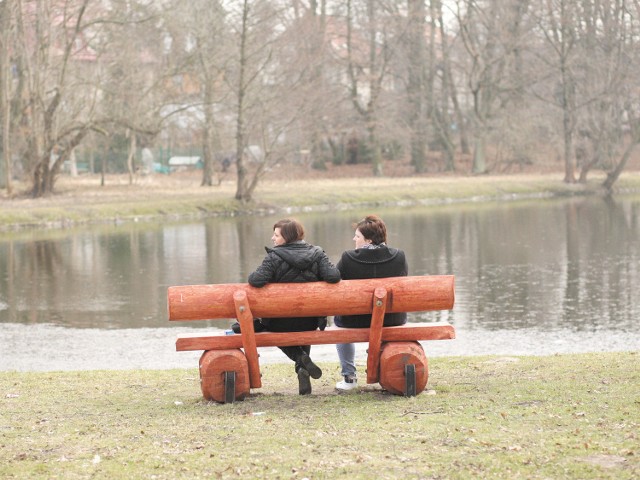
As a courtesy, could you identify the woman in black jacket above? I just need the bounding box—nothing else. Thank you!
[334,215,408,391]
[248,218,341,395]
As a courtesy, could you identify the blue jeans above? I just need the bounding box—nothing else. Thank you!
[336,343,356,378]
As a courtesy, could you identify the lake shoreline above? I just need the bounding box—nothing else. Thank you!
[3,170,640,231]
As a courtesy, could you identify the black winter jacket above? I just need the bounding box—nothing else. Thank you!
[336,245,409,328]
[248,241,340,331]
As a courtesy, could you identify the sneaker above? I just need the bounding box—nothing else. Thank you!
[298,369,312,395]
[336,376,358,391]
[299,354,322,379]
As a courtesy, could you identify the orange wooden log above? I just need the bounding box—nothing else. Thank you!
[378,342,429,396]
[233,291,262,389]
[176,324,456,351]
[168,276,454,321]
[199,349,250,403]
[366,288,387,384]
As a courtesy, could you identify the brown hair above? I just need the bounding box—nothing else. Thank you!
[353,215,387,245]
[273,218,305,243]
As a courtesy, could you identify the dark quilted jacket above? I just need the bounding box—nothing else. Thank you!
[335,245,409,328]
[248,241,340,331]
[248,241,341,286]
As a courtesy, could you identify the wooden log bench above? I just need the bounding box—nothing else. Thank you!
[168,275,455,403]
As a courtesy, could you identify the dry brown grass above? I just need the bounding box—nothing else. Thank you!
[1,353,638,479]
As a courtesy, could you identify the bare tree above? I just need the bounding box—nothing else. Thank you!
[225,0,306,203]
[455,0,532,175]
[534,0,581,183]
[594,1,640,191]
[426,0,455,171]
[231,0,254,202]
[436,2,471,158]
[97,0,169,185]
[11,0,104,197]
[345,0,394,176]
[172,0,230,187]
[289,0,332,169]
[573,1,639,187]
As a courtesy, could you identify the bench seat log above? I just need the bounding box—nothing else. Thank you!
[175,323,456,351]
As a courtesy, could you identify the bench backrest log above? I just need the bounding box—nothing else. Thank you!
[168,275,455,322]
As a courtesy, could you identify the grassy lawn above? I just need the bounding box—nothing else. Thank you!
[1,352,638,479]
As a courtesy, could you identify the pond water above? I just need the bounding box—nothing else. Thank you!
[1,194,639,371]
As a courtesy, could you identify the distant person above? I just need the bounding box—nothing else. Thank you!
[247,218,341,395]
[334,215,408,391]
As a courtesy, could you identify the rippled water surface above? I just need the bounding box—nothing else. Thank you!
[2,194,639,371]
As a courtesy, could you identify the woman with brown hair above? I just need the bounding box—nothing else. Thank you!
[334,215,409,391]
[248,218,341,395]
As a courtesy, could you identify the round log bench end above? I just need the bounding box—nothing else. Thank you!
[379,342,429,396]
[199,349,250,403]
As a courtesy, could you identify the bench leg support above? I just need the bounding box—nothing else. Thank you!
[224,371,236,404]
[379,342,429,396]
[404,364,417,397]
[199,349,250,403]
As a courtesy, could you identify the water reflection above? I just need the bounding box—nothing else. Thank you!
[1,195,639,337]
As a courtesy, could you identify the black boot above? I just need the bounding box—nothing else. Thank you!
[298,368,312,395]
[299,353,322,379]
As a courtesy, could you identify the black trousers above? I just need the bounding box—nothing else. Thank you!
[260,317,319,372]
[279,345,311,373]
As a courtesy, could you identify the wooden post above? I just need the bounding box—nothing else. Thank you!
[366,287,387,384]
[233,290,262,389]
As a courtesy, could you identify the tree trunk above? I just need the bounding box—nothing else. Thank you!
[367,0,382,177]
[407,0,426,173]
[577,137,602,183]
[306,0,328,170]
[369,132,383,177]
[472,135,486,174]
[69,148,78,177]
[471,87,488,174]
[561,80,576,184]
[101,151,106,187]
[562,110,575,183]
[602,134,639,192]
[432,0,455,171]
[346,0,385,177]
[201,78,215,187]
[602,146,633,192]
[126,130,136,185]
[234,0,250,203]
[1,0,12,194]
[31,130,89,196]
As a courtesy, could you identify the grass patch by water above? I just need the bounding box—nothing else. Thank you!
[1,352,638,479]
[3,172,640,230]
